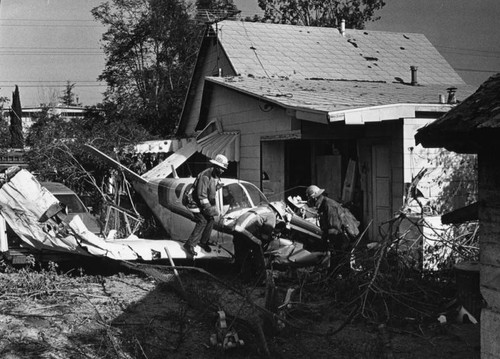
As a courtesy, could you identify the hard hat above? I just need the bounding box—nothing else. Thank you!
[306,185,324,199]
[269,201,287,220]
[210,154,229,170]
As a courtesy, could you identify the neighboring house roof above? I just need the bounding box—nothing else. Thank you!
[205,76,476,124]
[215,20,464,85]
[415,73,500,153]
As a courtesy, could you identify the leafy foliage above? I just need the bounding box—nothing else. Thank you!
[25,106,150,208]
[258,0,386,28]
[0,92,11,147]
[430,149,478,214]
[91,0,205,137]
[195,0,240,21]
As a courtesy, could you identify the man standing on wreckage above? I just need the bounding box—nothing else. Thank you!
[183,154,229,256]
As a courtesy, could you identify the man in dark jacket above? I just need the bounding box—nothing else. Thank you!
[306,185,351,277]
[232,201,289,282]
[183,154,228,256]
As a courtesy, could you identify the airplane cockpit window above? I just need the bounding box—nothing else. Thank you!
[242,183,268,206]
[222,183,251,214]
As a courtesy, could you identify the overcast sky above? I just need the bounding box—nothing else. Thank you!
[0,0,499,107]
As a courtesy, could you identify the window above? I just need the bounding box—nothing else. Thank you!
[222,184,251,214]
[53,194,86,213]
[242,183,268,206]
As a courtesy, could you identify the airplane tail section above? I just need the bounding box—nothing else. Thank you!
[84,144,147,184]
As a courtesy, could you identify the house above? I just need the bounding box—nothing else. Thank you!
[176,20,477,240]
[415,73,500,358]
[1,104,91,133]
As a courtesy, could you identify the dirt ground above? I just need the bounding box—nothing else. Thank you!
[0,257,480,359]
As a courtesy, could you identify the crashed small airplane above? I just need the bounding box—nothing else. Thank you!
[0,143,328,267]
[83,143,328,266]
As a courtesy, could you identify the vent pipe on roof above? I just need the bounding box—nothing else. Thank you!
[340,19,345,37]
[410,66,418,86]
[447,87,457,104]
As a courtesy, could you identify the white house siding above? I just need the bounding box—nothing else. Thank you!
[203,85,293,188]
[182,43,235,135]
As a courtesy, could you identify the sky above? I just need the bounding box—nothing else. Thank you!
[0,0,499,107]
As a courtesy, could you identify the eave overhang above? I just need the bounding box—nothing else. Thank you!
[328,103,453,124]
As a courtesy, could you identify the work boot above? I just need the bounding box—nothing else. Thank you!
[183,243,196,256]
[199,242,212,253]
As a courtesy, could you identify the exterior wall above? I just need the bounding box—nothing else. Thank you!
[182,41,235,135]
[479,150,500,358]
[204,86,293,189]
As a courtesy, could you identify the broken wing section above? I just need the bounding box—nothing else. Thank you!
[0,168,140,260]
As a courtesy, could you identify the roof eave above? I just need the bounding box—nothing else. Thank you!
[328,103,453,124]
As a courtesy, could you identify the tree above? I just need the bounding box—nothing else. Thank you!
[9,85,24,148]
[59,81,82,106]
[92,0,205,137]
[430,149,478,214]
[0,92,11,147]
[258,0,386,29]
[25,103,151,207]
[195,0,239,22]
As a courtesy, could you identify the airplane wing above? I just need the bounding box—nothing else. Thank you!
[141,140,198,181]
[83,144,147,184]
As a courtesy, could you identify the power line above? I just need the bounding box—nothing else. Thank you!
[435,44,500,55]
[455,68,500,73]
[0,24,103,28]
[0,18,96,22]
[1,81,102,83]
[0,84,106,88]
[0,46,102,50]
[0,53,103,55]
[439,49,500,59]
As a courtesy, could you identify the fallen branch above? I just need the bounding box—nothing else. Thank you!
[121,261,327,336]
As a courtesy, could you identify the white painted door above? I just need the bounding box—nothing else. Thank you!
[372,144,392,240]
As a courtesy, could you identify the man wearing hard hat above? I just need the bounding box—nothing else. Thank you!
[232,201,290,282]
[183,154,229,256]
[306,185,351,277]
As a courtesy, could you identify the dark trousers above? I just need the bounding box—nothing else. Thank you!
[233,234,265,281]
[327,232,351,277]
[186,211,214,246]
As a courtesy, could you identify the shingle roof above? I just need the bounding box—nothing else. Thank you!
[216,21,465,86]
[206,76,476,115]
[415,73,500,153]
